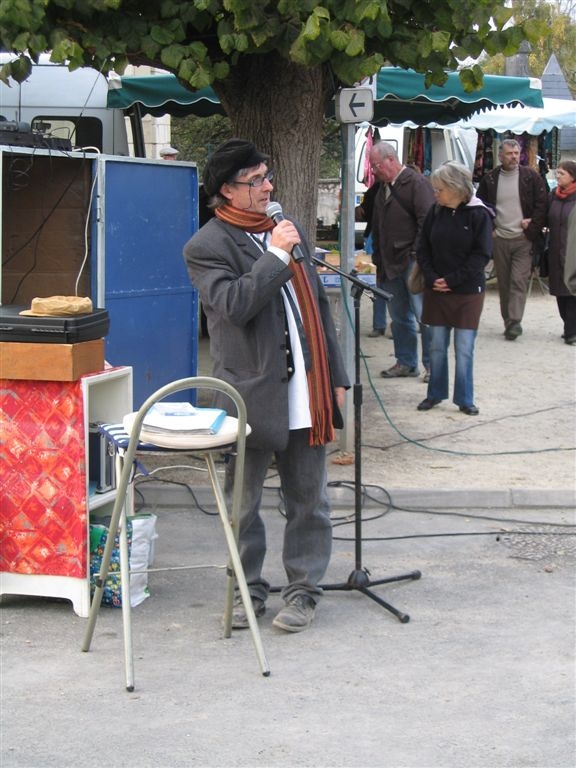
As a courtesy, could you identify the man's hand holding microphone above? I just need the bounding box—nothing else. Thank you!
[267,202,304,262]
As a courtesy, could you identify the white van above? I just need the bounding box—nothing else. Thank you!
[354,121,478,246]
[0,54,132,155]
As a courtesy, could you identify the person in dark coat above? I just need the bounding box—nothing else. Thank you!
[183,139,349,633]
[355,180,388,337]
[547,160,576,345]
[476,139,547,340]
[369,141,435,379]
[416,162,494,416]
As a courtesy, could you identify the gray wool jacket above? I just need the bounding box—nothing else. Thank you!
[183,216,349,450]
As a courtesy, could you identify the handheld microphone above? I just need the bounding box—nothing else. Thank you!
[266,202,305,263]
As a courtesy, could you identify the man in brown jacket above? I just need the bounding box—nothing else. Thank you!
[476,139,548,340]
[369,141,435,378]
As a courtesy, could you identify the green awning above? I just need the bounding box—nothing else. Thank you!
[107,74,223,117]
[372,67,544,125]
[107,67,543,125]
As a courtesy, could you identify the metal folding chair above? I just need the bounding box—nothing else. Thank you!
[81,376,270,690]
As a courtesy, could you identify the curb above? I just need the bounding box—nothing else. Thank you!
[137,482,576,511]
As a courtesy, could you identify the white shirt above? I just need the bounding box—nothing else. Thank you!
[248,233,311,430]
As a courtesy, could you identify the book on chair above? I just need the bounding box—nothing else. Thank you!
[142,402,227,435]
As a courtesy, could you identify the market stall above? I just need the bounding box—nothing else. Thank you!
[455,97,576,180]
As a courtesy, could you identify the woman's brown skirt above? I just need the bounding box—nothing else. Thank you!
[422,289,485,330]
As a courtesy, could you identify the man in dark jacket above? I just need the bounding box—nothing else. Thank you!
[476,139,547,340]
[369,141,435,379]
[183,139,349,634]
[356,180,389,337]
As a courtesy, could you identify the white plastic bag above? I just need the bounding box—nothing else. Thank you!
[129,513,158,607]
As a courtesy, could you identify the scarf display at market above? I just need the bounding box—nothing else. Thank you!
[215,203,334,446]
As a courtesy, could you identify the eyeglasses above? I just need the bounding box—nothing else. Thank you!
[232,170,274,188]
[370,157,392,171]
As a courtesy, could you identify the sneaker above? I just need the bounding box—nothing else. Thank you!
[367,329,385,338]
[272,594,316,633]
[231,595,266,630]
[380,362,419,378]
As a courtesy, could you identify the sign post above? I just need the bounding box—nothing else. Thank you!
[334,88,374,451]
[335,88,374,124]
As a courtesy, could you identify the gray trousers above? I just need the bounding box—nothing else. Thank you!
[225,428,332,605]
[492,234,533,327]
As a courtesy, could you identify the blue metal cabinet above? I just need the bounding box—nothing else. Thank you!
[93,157,199,407]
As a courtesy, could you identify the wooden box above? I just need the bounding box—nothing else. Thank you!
[0,339,105,381]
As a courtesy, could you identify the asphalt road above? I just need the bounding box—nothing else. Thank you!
[1,283,575,768]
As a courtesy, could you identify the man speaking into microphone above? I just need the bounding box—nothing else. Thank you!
[183,138,349,633]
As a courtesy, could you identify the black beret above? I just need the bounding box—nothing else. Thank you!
[203,138,269,196]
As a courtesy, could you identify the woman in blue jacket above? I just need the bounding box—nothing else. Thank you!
[416,162,494,416]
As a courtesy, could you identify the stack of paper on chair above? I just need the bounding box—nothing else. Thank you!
[122,403,250,450]
[141,402,227,435]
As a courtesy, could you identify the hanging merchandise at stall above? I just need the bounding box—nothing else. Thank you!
[472,129,558,184]
[457,96,576,183]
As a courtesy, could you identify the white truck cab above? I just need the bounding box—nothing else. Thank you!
[0,54,132,155]
[354,121,478,247]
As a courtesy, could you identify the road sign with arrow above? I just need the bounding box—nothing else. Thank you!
[335,87,374,123]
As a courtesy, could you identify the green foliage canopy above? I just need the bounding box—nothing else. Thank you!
[481,0,576,95]
[0,1,550,240]
[0,0,548,92]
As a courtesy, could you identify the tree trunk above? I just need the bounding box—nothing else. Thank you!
[214,54,334,246]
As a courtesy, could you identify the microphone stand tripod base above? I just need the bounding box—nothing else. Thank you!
[322,568,422,624]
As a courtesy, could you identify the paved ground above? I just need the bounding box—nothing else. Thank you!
[1,283,575,768]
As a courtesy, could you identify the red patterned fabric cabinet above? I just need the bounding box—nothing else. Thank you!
[0,368,132,616]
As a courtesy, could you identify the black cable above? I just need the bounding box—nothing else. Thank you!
[386,501,576,528]
[335,284,575,458]
[4,152,91,303]
[131,466,575,543]
[332,530,576,543]
[363,400,575,455]
[3,151,87,267]
[134,476,218,517]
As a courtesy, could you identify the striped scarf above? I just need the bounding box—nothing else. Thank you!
[215,204,275,233]
[288,260,334,447]
[215,203,334,446]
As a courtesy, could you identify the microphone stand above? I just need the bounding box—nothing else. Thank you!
[312,255,421,623]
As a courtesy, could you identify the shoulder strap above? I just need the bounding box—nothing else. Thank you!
[388,181,416,222]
